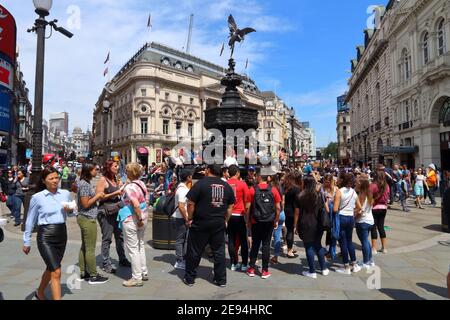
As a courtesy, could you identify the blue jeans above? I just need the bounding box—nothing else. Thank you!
[272,211,285,257]
[7,195,23,224]
[356,223,373,264]
[428,186,437,205]
[338,215,356,265]
[304,241,326,273]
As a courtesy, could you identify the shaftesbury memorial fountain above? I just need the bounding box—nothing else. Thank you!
[203,15,259,166]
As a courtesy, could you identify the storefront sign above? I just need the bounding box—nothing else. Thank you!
[156,148,162,163]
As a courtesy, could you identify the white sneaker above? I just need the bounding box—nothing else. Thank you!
[230,264,237,271]
[241,265,248,272]
[369,261,376,267]
[174,261,186,270]
[302,271,317,279]
[352,264,361,273]
[381,249,388,254]
[336,268,351,275]
[321,269,330,276]
[362,264,372,271]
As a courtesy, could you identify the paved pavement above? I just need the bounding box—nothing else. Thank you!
[0,192,449,300]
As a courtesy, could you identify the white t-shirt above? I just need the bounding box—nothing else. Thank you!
[173,183,189,219]
[339,187,357,217]
[356,198,374,225]
[415,174,425,187]
[224,156,238,168]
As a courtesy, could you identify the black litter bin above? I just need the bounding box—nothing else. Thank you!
[442,187,450,233]
[152,196,177,250]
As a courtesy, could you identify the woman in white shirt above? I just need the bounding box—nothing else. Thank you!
[333,172,362,275]
[414,168,426,209]
[355,174,375,269]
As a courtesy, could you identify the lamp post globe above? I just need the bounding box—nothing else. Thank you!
[33,0,52,16]
[102,99,110,112]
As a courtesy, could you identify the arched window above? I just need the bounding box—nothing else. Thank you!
[439,98,450,127]
[437,19,446,56]
[422,32,429,64]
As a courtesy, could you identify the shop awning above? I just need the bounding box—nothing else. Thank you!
[382,146,418,154]
[137,147,149,155]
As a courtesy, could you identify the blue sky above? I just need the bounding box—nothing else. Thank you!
[2,0,380,147]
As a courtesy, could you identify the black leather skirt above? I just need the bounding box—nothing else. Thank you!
[37,224,67,271]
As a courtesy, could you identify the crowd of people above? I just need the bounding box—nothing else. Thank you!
[4,153,447,300]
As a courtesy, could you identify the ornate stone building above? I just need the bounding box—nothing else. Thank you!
[92,42,312,166]
[348,0,450,170]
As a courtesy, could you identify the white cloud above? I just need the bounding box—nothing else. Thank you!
[287,80,348,108]
[2,0,293,132]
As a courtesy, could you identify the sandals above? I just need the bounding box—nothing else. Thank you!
[270,257,279,264]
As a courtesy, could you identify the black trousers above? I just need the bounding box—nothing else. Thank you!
[285,215,295,249]
[371,209,387,240]
[185,225,226,284]
[249,222,274,271]
[226,215,248,266]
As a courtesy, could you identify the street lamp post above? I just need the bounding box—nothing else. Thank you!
[22,0,73,231]
[289,107,295,168]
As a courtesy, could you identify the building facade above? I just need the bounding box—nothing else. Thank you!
[72,127,92,158]
[348,0,450,171]
[92,42,312,166]
[49,112,69,135]
[14,59,33,165]
[337,95,352,165]
[347,3,392,168]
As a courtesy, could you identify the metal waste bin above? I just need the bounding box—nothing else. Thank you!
[152,196,177,250]
[442,187,450,233]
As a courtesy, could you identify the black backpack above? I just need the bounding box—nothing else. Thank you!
[162,186,180,217]
[252,186,275,223]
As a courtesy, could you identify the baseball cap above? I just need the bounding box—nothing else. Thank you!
[248,166,256,171]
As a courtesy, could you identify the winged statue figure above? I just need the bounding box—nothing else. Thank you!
[228,14,256,58]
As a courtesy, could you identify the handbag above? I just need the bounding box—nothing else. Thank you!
[101,202,122,216]
[0,193,6,203]
[318,191,332,231]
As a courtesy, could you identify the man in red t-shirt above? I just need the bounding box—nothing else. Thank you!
[226,165,250,272]
[246,169,281,279]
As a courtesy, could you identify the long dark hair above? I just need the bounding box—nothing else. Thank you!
[80,163,97,183]
[297,176,319,214]
[37,166,60,192]
[103,160,117,181]
[270,175,282,195]
[373,171,387,200]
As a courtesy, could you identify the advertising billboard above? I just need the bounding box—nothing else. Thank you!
[0,57,13,90]
[337,95,349,112]
[0,5,17,64]
[0,89,12,133]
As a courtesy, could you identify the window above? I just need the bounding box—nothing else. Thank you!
[376,83,381,121]
[438,19,446,56]
[178,95,182,103]
[176,122,182,136]
[163,120,169,135]
[188,123,194,137]
[266,133,272,141]
[141,89,147,97]
[141,118,148,134]
[400,49,411,81]
[343,117,346,122]
[405,100,410,122]
[165,92,170,100]
[190,98,194,105]
[343,126,347,131]
[422,32,429,64]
